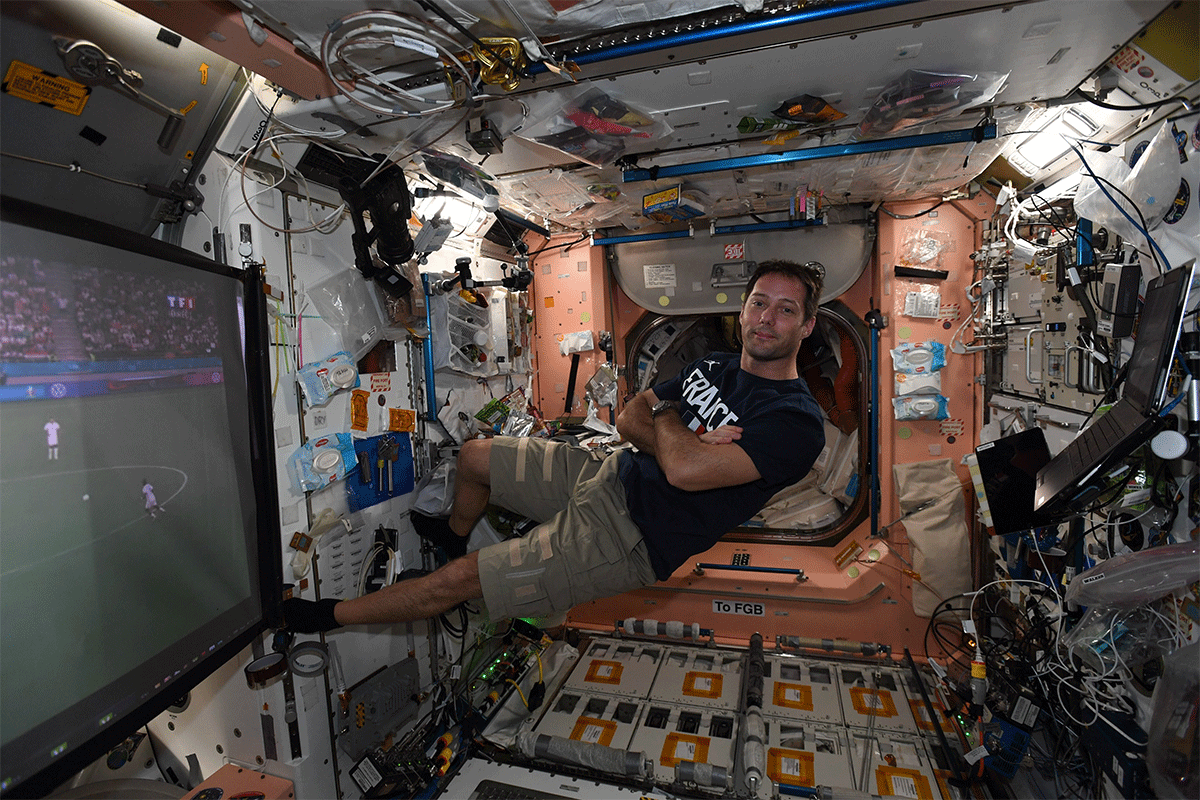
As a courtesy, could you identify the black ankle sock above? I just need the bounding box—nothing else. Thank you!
[410,511,467,559]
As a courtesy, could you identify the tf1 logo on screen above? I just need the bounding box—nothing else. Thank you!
[712,599,764,616]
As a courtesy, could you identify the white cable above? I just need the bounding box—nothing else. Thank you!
[319,10,476,119]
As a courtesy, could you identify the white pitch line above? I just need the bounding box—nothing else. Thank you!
[0,465,189,578]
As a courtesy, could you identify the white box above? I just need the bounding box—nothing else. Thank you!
[760,656,845,726]
[531,690,643,751]
[847,728,941,798]
[627,705,738,787]
[762,719,855,793]
[836,665,920,734]
[563,640,665,698]
[649,648,743,711]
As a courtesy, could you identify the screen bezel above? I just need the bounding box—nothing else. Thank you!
[0,195,282,798]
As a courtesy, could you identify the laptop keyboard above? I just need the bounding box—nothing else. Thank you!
[1058,403,1143,478]
[470,779,574,800]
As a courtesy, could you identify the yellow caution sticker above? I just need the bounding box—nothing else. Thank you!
[3,60,91,115]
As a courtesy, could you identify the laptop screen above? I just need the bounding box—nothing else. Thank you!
[1122,263,1194,414]
[975,428,1055,535]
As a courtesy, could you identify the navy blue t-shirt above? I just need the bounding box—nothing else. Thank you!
[618,353,825,579]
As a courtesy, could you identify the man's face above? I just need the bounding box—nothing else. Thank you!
[739,272,815,365]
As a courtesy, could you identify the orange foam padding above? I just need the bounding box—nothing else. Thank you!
[181,764,294,800]
[583,659,623,685]
[660,732,710,769]
[682,671,723,698]
[768,748,816,786]
[570,717,617,747]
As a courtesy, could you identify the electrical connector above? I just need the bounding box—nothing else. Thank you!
[970,647,987,716]
[528,681,546,712]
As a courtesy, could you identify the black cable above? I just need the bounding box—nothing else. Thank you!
[530,233,589,257]
[1076,90,1191,113]
[250,89,284,160]
[414,0,528,78]
[1081,173,1164,275]
[879,199,945,219]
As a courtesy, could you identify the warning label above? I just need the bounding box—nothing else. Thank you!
[3,60,91,115]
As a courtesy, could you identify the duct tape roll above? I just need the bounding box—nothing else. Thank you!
[330,363,356,388]
[676,761,729,789]
[289,641,330,677]
[244,652,287,689]
[744,708,765,744]
[744,739,765,793]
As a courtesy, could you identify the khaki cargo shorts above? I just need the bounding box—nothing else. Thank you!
[476,438,657,621]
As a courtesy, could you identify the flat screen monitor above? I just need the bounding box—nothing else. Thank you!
[0,196,281,797]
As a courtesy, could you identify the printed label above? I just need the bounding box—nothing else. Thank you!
[2,61,91,115]
[712,599,765,616]
[644,263,677,289]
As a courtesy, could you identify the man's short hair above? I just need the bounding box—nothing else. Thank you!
[745,259,824,322]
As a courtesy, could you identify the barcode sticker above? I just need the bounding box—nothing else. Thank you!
[891,775,919,799]
[782,757,801,776]
[786,688,803,703]
[676,740,696,760]
[965,745,989,764]
[582,724,604,744]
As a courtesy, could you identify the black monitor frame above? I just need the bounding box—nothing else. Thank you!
[0,195,282,798]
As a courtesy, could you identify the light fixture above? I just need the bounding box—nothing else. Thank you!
[1011,108,1098,175]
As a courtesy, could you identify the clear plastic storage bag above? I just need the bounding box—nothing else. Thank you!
[515,81,672,167]
[856,69,1007,139]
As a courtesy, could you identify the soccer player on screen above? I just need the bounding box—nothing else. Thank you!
[142,480,161,519]
[44,418,59,460]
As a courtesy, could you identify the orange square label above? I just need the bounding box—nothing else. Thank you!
[544,296,555,308]
[934,769,957,800]
[849,687,898,717]
[569,716,616,747]
[389,408,416,432]
[660,732,709,768]
[910,699,953,733]
[768,748,816,786]
[349,389,370,431]
[876,766,934,799]
[584,660,623,685]
[683,671,723,698]
[773,682,814,711]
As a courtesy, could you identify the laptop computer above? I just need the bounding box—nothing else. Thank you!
[1034,261,1195,515]
[975,428,1056,534]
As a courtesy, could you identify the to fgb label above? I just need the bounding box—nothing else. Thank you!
[712,599,765,616]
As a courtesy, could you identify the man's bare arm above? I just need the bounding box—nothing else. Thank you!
[615,388,661,454]
[652,409,761,492]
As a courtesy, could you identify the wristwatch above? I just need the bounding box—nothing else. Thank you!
[650,400,674,419]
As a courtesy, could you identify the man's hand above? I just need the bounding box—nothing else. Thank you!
[282,597,343,634]
[698,425,743,445]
